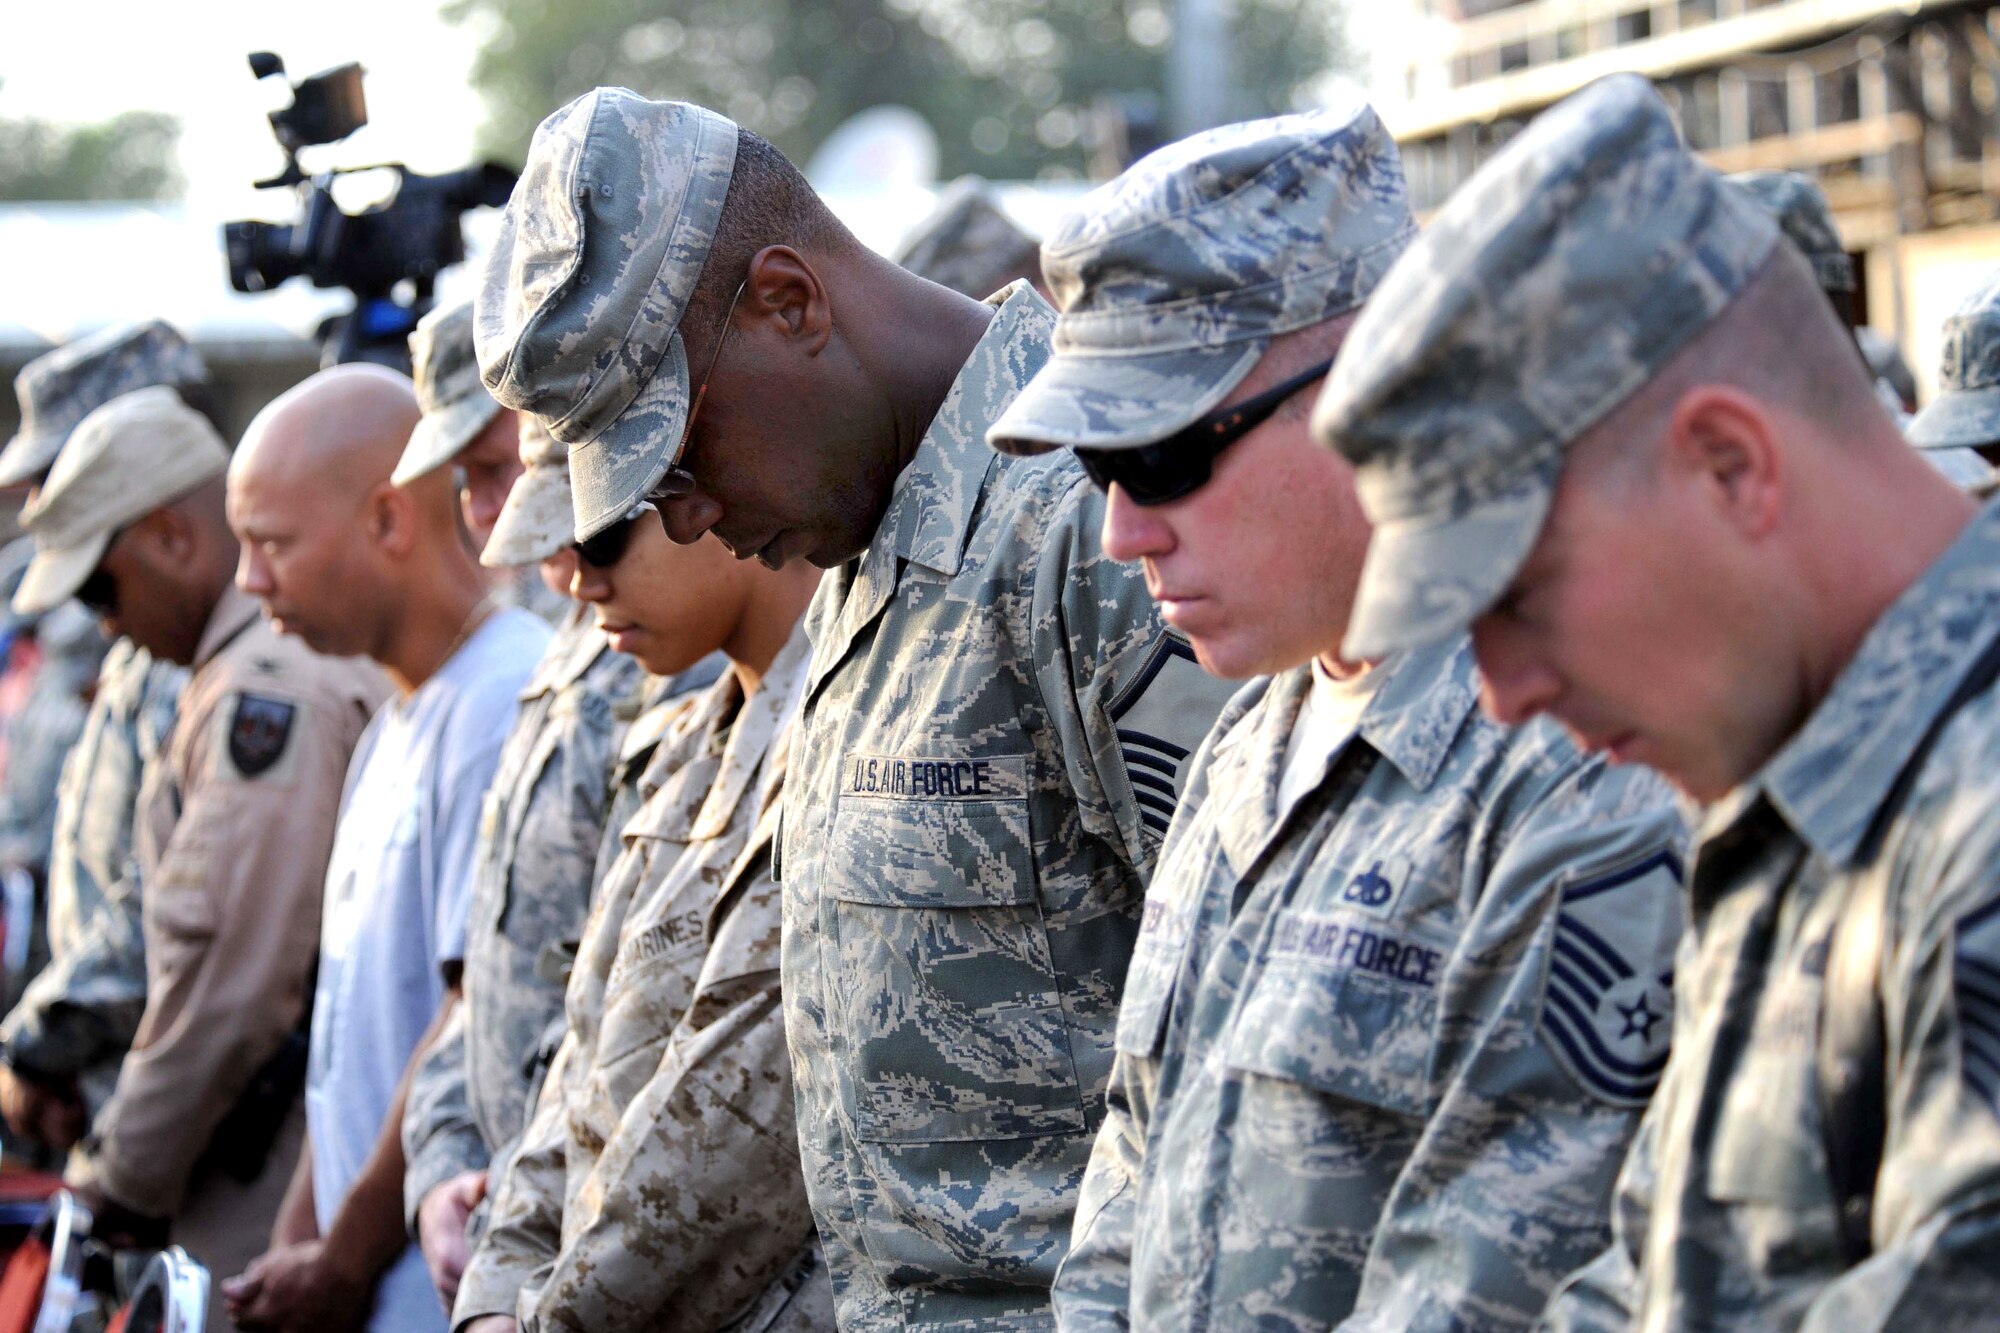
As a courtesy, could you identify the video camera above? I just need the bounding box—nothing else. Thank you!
[221,53,517,369]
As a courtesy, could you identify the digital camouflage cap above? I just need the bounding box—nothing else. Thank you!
[1908,267,2000,452]
[988,99,1415,456]
[481,415,574,568]
[893,177,1041,301]
[14,386,229,616]
[1,321,208,488]
[1729,169,1855,295]
[393,297,506,487]
[474,88,738,540]
[1310,73,1778,661]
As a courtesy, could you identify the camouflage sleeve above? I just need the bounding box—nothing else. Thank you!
[1,857,147,1081]
[454,1036,572,1329]
[1537,926,1704,1333]
[518,865,811,1333]
[1051,1052,1147,1332]
[403,1003,490,1233]
[1027,473,1236,879]
[1343,760,1686,1331]
[1787,776,2000,1330]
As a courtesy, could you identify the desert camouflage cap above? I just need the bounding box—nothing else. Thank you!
[893,177,1041,300]
[482,415,575,567]
[14,386,229,616]
[988,98,1415,456]
[475,88,738,540]
[0,321,207,489]
[1311,73,1778,661]
[393,298,505,487]
[1909,267,2000,451]
[1728,169,1854,295]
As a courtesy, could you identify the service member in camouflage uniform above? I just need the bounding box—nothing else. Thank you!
[13,388,389,1330]
[0,322,195,1152]
[1313,73,2000,1331]
[988,104,1689,1333]
[472,91,1237,1329]
[892,176,1045,301]
[455,484,827,1333]
[395,312,652,1309]
[1728,169,1990,487]
[1909,269,2000,464]
[391,297,568,624]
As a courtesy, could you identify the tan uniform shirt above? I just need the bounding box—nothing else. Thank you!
[457,627,831,1333]
[72,587,389,1216]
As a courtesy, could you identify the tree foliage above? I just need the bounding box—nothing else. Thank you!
[445,0,1347,179]
[0,111,183,203]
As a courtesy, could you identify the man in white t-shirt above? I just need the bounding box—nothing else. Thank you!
[220,365,551,1333]
[988,107,1691,1331]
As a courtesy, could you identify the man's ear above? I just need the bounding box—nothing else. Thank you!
[1664,385,1783,540]
[743,245,833,355]
[366,482,418,557]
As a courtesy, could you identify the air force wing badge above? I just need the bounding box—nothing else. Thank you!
[1542,849,1685,1106]
[1108,634,1236,838]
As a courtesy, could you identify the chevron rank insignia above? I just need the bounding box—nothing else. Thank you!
[1954,896,2000,1116]
[1541,849,1684,1106]
[1108,634,1234,838]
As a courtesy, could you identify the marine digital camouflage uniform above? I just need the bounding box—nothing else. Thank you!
[781,284,1237,1329]
[458,627,830,1333]
[402,606,647,1224]
[1541,500,2000,1332]
[1058,643,1686,1332]
[0,637,184,1112]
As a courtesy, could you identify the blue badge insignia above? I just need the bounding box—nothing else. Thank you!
[1541,849,1684,1106]
[228,693,296,778]
[1953,896,2000,1115]
[1109,634,1234,837]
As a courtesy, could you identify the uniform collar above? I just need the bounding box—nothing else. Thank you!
[192,583,262,670]
[1208,634,1478,874]
[1356,635,1483,792]
[871,282,1056,579]
[1749,496,2000,867]
[521,602,605,699]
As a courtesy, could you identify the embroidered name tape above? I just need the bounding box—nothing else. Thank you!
[843,753,1030,802]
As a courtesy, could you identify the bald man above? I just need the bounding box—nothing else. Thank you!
[221,366,552,1333]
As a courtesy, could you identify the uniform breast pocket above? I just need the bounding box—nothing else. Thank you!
[827,756,1085,1145]
[1223,907,1446,1120]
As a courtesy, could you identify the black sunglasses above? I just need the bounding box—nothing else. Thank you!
[575,502,653,569]
[1072,355,1337,506]
[74,525,132,616]
[75,567,118,617]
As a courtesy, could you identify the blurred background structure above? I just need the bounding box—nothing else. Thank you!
[1369,0,2000,414]
[1,0,1997,447]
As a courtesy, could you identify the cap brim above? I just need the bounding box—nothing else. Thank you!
[12,531,111,618]
[393,396,505,487]
[1343,472,1553,662]
[569,335,692,541]
[1907,386,2000,451]
[986,342,1264,456]
[482,461,575,568]
[0,429,62,489]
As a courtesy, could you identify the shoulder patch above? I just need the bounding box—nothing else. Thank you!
[1954,896,2000,1116]
[1541,849,1683,1106]
[224,693,298,780]
[1109,635,1234,837]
